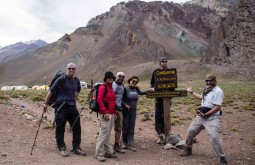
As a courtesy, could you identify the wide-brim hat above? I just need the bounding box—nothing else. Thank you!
[104,71,116,82]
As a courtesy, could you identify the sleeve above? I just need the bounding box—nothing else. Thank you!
[150,70,155,88]
[137,87,147,95]
[213,89,224,106]
[97,84,107,114]
[121,87,127,107]
[50,77,63,92]
[76,78,81,93]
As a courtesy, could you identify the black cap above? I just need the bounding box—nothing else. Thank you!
[104,71,116,82]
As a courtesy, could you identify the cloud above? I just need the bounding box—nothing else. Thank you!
[0,0,189,47]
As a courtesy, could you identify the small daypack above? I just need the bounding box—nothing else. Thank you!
[89,83,108,116]
[48,71,79,107]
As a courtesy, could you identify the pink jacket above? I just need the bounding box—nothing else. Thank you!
[97,82,117,115]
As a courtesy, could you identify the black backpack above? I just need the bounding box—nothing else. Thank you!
[48,71,79,107]
[89,83,108,116]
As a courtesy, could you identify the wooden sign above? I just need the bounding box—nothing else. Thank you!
[154,68,177,90]
[146,90,187,98]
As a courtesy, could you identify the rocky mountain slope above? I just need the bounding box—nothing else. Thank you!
[201,0,255,70]
[0,0,242,86]
[0,40,48,63]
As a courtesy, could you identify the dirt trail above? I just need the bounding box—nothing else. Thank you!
[0,98,254,165]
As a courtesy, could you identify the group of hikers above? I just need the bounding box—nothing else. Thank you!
[42,57,228,165]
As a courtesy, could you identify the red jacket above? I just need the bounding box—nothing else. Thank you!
[97,82,117,115]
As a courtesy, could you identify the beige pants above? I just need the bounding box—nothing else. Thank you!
[95,114,115,157]
[186,115,225,157]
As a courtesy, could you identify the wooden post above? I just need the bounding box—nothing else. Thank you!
[163,97,171,136]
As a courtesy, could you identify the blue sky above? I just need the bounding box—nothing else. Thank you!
[0,0,190,47]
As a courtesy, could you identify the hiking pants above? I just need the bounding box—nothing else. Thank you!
[185,115,226,157]
[55,104,81,151]
[123,107,137,146]
[155,98,164,135]
[95,114,115,157]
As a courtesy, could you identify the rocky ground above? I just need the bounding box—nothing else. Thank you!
[0,96,254,165]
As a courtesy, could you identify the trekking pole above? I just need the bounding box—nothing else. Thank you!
[71,79,93,130]
[30,111,45,155]
[71,93,90,130]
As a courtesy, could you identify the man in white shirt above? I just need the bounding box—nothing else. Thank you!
[181,74,228,165]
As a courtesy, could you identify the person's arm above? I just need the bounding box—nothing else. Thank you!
[97,85,107,114]
[186,86,202,100]
[42,91,53,111]
[149,71,155,92]
[136,86,147,95]
[203,105,221,117]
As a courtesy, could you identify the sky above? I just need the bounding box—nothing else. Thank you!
[0,0,190,47]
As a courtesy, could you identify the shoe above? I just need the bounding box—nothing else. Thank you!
[114,143,125,154]
[105,152,119,159]
[127,146,137,152]
[122,144,128,149]
[220,157,228,165]
[180,145,192,157]
[60,150,69,157]
[96,156,107,162]
[73,148,86,156]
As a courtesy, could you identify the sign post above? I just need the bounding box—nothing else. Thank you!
[147,68,187,136]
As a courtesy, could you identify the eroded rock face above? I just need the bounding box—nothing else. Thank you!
[202,0,255,70]
[190,0,239,17]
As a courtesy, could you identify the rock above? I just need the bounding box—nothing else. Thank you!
[163,143,177,150]
[165,133,182,145]
[175,140,186,149]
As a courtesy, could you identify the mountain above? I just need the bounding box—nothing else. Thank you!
[201,0,255,70]
[0,0,242,86]
[0,40,48,63]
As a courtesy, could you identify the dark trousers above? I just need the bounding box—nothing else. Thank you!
[155,98,164,135]
[122,108,137,146]
[55,104,81,151]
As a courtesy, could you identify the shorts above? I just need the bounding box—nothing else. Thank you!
[114,111,123,132]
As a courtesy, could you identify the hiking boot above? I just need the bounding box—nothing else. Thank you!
[156,133,165,144]
[96,156,107,162]
[220,157,228,165]
[60,150,69,157]
[127,145,137,152]
[180,145,192,157]
[105,152,119,159]
[122,144,128,149]
[114,143,125,154]
[73,148,86,156]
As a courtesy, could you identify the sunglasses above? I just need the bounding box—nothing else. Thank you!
[118,75,125,78]
[161,61,167,63]
[132,80,138,84]
[205,80,214,83]
[68,68,76,70]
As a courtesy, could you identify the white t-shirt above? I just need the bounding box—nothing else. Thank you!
[201,86,224,115]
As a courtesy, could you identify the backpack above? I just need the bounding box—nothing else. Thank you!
[48,71,79,108]
[89,83,107,116]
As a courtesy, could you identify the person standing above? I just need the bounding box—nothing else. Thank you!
[122,76,147,151]
[42,63,86,157]
[95,71,118,162]
[112,72,126,154]
[181,74,228,165]
[149,57,170,144]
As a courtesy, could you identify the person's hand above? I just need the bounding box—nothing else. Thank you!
[125,104,130,111]
[148,88,154,92]
[42,103,48,113]
[185,85,193,94]
[103,113,110,121]
[196,109,208,118]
